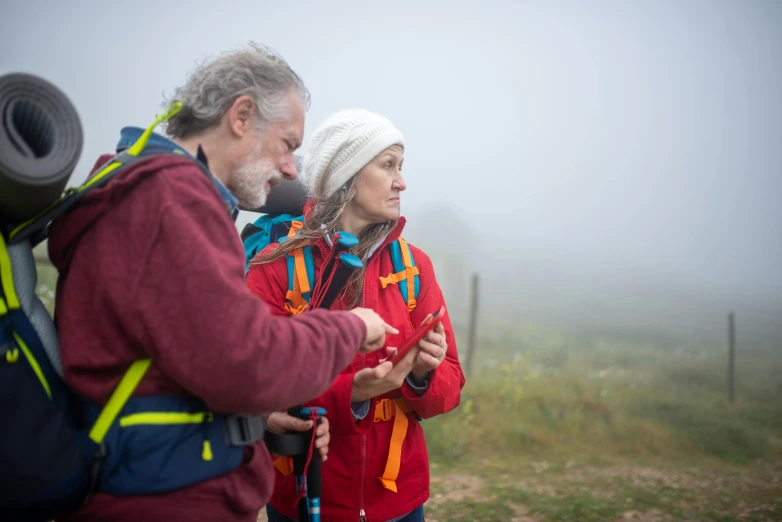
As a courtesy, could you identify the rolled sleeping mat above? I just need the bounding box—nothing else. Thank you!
[245,155,309,216]
[0,73,83,224]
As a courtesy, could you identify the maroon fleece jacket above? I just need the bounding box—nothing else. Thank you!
[48,153,366,522]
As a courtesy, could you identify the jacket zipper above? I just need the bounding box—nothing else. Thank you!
[359,434,367,522]
[359,242,384,522]
[360,277,368,521]
[359,279,367,522]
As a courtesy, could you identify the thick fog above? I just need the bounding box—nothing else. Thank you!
[2,0,780,342]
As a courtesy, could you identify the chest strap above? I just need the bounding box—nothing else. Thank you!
[374,398,412,493]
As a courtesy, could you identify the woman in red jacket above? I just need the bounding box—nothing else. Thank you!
[246,109,465,522]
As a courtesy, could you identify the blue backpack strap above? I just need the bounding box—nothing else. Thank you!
[379,238,420,312]
[242,213,303,271]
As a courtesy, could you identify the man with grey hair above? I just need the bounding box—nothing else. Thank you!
[163,42,308,211]
[49,43,397,522]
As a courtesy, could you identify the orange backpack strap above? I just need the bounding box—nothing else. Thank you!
[378,238,420,312]
[287,220,303,238]
[282,221,315,316]
[373,398,413,492]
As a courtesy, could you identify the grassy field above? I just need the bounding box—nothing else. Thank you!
[420,321,782,521]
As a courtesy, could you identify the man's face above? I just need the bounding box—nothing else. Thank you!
[230,91,304,209]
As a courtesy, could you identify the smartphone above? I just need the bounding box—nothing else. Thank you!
[388,305,446,365]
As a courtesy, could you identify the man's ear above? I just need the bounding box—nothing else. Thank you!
[227,95,255,138]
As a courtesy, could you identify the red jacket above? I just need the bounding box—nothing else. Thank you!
[246,218,465,522]
[48,153,366,522]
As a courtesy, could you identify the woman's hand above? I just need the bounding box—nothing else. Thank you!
[409,318,447,385]
[266,411,330,462]
[351,345,419,402]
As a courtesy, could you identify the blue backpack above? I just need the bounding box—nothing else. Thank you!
[241,212,305,272]
[242,216,421,314]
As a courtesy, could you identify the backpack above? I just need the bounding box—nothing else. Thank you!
[1,85,264,521]
[241,212,305,273]
[242,215,421,314]
[1,72,96,521]
[0,232,94,522]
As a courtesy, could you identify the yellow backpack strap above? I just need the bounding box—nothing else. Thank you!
[1,234,56,397]
[88,359,151,444]
[0,232,21,316]
[373,398,413,492]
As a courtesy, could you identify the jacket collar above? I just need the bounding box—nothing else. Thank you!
[116,126,239,221]
[311,216,407,262]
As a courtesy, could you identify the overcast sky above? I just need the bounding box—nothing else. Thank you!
[2,0,780,303]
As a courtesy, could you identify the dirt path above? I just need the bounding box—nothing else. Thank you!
[424,462,782,522]
[256,462,781,521]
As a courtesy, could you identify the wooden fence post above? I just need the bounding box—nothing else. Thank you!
[465,273,479,377]
[728,312,736,403]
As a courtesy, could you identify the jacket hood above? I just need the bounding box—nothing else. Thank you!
[46,153,196,273]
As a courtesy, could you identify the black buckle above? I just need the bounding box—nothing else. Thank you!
[223,415,265,446]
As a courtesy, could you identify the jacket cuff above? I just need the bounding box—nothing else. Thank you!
[351,399,371,420]
[405,373,430,396]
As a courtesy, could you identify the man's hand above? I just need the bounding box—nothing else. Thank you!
[266,411,330,462]
[350,345,420,402]
[350,307,398,353]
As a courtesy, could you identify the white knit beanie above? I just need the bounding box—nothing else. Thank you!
[302,109,405,199]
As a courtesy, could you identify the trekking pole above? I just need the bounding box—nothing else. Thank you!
[286,406,327,522]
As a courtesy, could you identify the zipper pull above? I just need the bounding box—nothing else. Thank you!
[5,348,19,363]
[202,440,213,461]
[2,322,19,363]
[1,320,14,362]
[359,509,366,522]
[201,412,214,462]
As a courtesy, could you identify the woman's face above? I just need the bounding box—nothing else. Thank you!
[348,145,407,224]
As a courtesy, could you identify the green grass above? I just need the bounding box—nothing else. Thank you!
[422,321,782,521]
[630,400,770,464]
